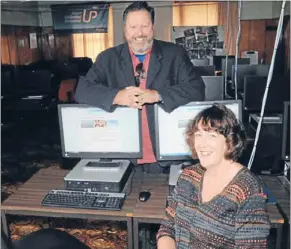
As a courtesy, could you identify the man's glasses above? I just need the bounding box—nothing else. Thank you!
[135,62,145,86]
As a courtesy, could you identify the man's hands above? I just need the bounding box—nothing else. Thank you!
[113,86,160,109]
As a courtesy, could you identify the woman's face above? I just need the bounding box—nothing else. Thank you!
[194,123,227,169]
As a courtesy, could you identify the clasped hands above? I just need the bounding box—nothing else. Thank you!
[113,86,159,109]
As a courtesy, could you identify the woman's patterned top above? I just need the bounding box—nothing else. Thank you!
[157,164,270,249]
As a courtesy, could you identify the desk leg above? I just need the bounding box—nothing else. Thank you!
[133,219,139,249]
[1,211,10,239]
[275,224,283,249]
[127,217,133,249]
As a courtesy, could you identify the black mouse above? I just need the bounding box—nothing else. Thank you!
[139,191,151,202]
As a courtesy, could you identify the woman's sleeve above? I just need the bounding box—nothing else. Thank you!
[235,192,271,249]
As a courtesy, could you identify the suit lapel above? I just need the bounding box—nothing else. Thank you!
[119,43,136,87]
[147,40,162,88]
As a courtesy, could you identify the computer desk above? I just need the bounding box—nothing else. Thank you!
[1,167,136,249]
[1,168,286,249]
[132,173,285,249]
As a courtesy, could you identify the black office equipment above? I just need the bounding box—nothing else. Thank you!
[232,64,271,91]
[222,58,250,78]
[281,102,290,161]
[232,65,256,91]
[243,76,284,114]
[213,55,235,71]
[139,191,151,202]
[201,76,224,101]
[41,189,126,211]
[195,65,215,76]
[14,69,52,95]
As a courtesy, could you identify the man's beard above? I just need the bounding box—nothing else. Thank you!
[129,37,153,54]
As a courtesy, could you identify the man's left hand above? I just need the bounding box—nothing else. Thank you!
[137,89,159,105]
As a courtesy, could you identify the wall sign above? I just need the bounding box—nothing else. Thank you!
[52,3,109,33]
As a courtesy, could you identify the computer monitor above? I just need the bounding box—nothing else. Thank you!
[213,55,235,71]
[154,100,242,161]
[195,66,215,76]
[58,104,142,159]
[202,76,224,101]
[14,69,51,94]
[231,64,256,91]
[243,76,284,113]
[222,58,250,78]
[281,102,290,161]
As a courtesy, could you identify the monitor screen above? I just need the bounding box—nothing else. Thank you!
[282,102,290,161]
[222,58,250,78]
[195,66,215,76]
[202,76,224,101]
[213,55,235,71]
[154,100,242,161]
[243,76,284,113]
[232,64,256,91]
[58,104,142,159]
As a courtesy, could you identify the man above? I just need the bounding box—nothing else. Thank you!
[75,1,205,173]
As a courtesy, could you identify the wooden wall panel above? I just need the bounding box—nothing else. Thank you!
[239,21,251,57]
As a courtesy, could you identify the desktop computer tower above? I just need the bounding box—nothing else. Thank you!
[249,114,284,173]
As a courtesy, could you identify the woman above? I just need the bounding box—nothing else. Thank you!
[156,103,270,249]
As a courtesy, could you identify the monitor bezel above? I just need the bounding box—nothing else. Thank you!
[281,101,290,161]
[58,104,143,159]
[154,100,242,161]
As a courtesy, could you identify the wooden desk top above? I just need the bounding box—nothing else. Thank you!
[133,174,285,224]
[132,173,168,221]
[1,168,137,218]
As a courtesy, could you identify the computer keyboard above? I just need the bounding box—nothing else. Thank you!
[41,190,126,211]
[85,161,121,168]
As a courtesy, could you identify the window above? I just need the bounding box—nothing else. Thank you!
[71,6,114,61]
[173,2,219,26]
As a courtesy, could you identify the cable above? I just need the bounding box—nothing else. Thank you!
[234,0,242,100]
[223,0,230,98]
[247,0,287,170]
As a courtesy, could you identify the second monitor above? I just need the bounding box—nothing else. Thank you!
[154,100,242,161]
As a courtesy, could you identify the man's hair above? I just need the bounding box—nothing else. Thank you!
[185,103,247,161]
[123,1,155,24]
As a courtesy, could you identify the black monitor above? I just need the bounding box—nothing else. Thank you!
[232,65,256,91]
[255,64,270,77]
[281,102,290,161]
[14,69,51,94]
[58,104,142,159]
[154,100,242,161]
[202,76,224,101]
[243,76,284,113]
[213,55,235,71]
[222,58,250,78]
[195,66,215,76]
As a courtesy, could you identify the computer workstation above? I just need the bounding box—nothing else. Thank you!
[41,104,142,210]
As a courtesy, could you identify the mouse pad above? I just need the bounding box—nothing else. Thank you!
[263,186,277,205]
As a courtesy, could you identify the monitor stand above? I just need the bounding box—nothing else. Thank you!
[64,159,132,192]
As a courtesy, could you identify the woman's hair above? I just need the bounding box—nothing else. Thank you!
[185,103,247,161]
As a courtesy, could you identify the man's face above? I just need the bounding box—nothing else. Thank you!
[124,10,154,54]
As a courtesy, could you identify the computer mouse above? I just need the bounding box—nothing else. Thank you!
[139,191,151,202]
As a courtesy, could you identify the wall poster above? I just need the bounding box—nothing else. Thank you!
[171,26,225,60]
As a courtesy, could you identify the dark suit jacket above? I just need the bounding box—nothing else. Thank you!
[75,39,205,161]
